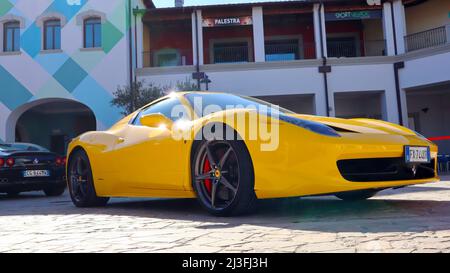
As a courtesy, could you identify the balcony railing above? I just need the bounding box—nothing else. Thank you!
[328,40,357,58]
[327,40,386,58]
[405,26,448,52]
[212,45,250,64]
[143,48,193,68]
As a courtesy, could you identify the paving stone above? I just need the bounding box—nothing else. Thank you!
[0,177,449,252]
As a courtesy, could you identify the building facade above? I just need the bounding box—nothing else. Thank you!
[0,0,449,155]
[0,0,146,154]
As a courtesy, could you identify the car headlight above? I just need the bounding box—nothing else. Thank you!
[279,115,340,137]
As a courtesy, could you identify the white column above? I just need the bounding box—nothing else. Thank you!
[385,88,401,124]
[327,91,336,117]
[252,6,266,62]
[135,14,144,68]
[446,24,450,43]
[192,10,204,66]
[380,92,388,121]
[392,0,406,54]
[314,92,328,117]
[400,88,409,127]
[382,2,396,56]
[313,3,327,58]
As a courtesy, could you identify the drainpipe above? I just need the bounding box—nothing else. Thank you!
[318,2,331,117]
[128,0,135,111]
[134,6,139,80]
[390,1,398,55]
[194,10,201,90]
[393,62,404,126]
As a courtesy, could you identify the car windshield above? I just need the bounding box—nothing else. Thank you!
[0,143,49,152]
[184,93,294,118]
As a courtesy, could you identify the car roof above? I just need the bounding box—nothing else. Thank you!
[0,143,48,151]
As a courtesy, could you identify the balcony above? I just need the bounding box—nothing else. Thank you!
[405,25,449,52]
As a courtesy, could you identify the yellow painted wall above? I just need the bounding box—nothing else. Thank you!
[405,0,450,34]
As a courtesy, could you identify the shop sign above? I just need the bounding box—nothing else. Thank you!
[202,16,253,27]
[325,10,382,21]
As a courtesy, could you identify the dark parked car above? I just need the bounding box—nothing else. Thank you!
[0,143,66,197]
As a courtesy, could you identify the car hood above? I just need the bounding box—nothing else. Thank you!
[288,114,417,136]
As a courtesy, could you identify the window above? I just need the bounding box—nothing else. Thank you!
[133,97,186,126]
[44,20,61,50]
[3,21,20,52]
[184,93,294,118]
[84,17,101,48]
[265,39,300,62]
[213,41,249,64]
[154,49,181,67]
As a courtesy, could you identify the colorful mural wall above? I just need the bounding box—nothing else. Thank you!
[0,0,139,143]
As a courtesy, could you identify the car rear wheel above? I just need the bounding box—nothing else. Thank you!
[68,150,109,207]
[43,184,66,197]
[335,189,378,201]
[192,138,256,217]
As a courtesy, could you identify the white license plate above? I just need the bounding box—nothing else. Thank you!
[405,146,431,163]
[23,170,51,178]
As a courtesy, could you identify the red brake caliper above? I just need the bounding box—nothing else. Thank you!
[203,158,212,194]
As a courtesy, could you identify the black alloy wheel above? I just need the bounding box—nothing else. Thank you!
[68,150,109,207]
[192,138,256,216]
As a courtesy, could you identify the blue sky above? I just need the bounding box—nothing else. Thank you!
[153,0,288,8]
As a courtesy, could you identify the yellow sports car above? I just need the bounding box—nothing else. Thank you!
[66,92,439,216]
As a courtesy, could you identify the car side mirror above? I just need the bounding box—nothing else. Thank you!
[139,113,173,129]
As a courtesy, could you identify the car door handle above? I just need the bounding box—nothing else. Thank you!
[117,137,125,144]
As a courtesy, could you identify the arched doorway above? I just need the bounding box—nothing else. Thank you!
[11,99,96,155]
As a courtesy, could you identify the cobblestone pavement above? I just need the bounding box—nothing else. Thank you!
[1,176,450,253]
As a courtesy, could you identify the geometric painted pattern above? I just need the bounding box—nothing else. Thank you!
[102,20,124,54]
[53,58,88,93]
[0,0,142,142]
[0,1,13,17]
[0,65,33,110]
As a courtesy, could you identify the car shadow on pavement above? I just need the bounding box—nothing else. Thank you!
[2,184,450,234]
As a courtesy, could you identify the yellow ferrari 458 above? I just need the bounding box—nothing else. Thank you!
[67,92,439,216]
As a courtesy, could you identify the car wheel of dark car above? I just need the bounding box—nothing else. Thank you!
[68,149,109,207]
[43,184,66,197]
[335,189,379,201]
[6,191,20,198]
[192,136,257,217]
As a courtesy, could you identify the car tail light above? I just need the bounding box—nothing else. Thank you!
[6,158,15,167]
[0,158,4,167]
[56,157,67,166]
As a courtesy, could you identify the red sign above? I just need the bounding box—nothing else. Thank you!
[202,16,253,27]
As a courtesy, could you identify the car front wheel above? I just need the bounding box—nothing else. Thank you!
[192,138,256,217]
[68,150,109,207]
